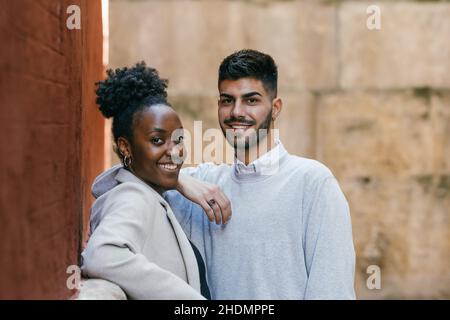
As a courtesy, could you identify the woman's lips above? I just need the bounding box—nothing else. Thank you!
[157,163,180,172]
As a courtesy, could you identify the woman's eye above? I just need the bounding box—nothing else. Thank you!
[151,137,164,145]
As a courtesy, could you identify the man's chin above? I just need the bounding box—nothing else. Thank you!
[227,137,255,151]
[222,129,261,150]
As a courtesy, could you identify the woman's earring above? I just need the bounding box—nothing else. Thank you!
[123,155,132,168]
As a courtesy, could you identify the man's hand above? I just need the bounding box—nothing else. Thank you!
[176,173,232,225]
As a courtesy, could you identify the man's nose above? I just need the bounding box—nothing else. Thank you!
[230,100,246,119]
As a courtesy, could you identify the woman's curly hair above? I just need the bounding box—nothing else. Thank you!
[95,61,170,161]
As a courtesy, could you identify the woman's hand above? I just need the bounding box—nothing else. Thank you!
[176,173,232,225]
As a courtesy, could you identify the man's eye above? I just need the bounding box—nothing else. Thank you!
[151,137,164,144]
[247,98,258,104]
[220,99,232,105]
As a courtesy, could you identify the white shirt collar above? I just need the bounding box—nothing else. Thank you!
[234,139,286,176]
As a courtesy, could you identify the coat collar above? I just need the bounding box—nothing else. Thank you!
[114,168,168,206]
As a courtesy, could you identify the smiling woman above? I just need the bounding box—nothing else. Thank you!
[80,62,210,299]
[117,103,184,194]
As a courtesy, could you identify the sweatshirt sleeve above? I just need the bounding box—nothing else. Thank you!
[164,163,215,231]
[302,176,356,299]
[81,184,205,300]
[180,162,215,179]
[163,190,194,234]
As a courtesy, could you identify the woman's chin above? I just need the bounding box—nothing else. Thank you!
[158,178,179,191]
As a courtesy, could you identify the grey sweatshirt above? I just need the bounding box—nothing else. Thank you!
[164,141,356,299]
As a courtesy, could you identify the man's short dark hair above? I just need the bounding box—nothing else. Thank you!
[218,49,278,99]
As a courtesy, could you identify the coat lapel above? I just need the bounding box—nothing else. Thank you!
[114,168,201,292]
[163,203,201,292]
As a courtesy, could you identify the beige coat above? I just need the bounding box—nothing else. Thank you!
[81,168,204,300]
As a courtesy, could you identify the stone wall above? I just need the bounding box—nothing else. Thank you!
[109,0,450,299]
[0,0,104,299]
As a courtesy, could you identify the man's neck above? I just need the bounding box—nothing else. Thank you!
[235,135,276,165]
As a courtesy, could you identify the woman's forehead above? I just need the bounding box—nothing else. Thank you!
[135,106,182,132]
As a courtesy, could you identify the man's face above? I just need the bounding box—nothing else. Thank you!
[218,78,274,150]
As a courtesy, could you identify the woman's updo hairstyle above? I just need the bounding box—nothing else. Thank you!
[95,61,170,162]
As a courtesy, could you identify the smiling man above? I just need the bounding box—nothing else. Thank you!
[219,75,280,166]
[165,49,356,300]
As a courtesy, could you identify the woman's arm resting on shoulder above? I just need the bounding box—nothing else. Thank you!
[176,173,232,225]
[81,186,205,300]
[82,242,205,300]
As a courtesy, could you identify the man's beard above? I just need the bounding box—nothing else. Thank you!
[222,110,273,151]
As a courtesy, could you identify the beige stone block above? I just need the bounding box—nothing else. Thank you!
[109,0,247,95]
[276,91,316,158]
[339,2,450,89]
[316,91,438,179]
[245,1,338,91]
[323,91,450,298]
[346,176,411,299]
[109,0,338,94]
[431,92,450,173]
[406,174,450,298]
[344,175,450,299]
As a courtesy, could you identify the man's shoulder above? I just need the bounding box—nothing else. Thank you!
[285,154,334,182]
[181,162,232,181]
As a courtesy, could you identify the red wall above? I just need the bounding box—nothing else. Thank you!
[0,0,104,299]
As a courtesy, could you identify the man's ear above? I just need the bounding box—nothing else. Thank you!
[272,97,283,121]
[117,137,131,157]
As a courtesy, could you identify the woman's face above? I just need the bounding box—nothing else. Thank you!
[124,105,184,193]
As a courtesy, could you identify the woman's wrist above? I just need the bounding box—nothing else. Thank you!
[176,173,188,194]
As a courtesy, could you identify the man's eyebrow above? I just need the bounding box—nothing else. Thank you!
[219,93,234,99]
[242,92,262,98]
[219,92,262,98]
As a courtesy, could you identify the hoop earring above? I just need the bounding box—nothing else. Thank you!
[123,155,132,168]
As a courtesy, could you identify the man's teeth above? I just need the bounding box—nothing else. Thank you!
[232,125,250,129]
[158,164,177,170]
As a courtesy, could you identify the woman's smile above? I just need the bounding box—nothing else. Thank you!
[157,162,181,172]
